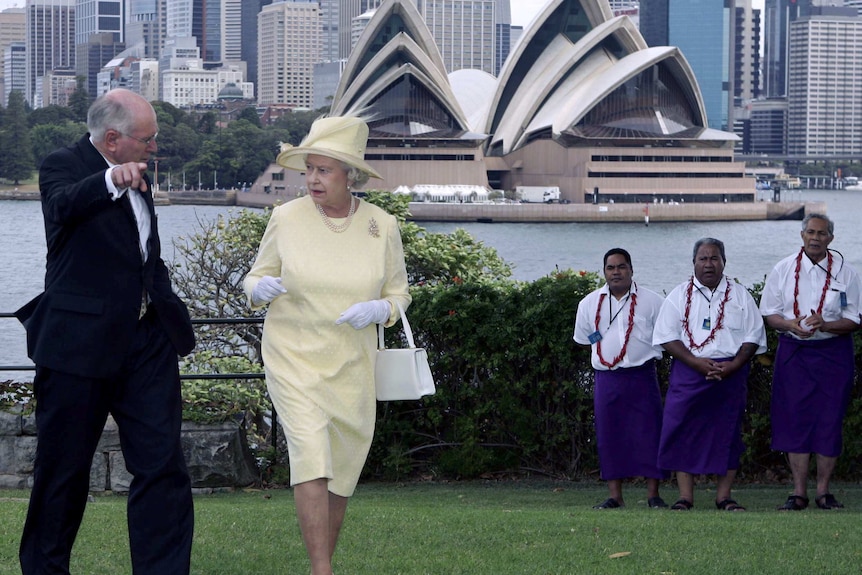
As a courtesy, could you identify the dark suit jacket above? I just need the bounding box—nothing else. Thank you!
[15,135,195,378]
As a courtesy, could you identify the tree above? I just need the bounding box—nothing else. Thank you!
[67,76,90,122]
[237,106,261,128]
[28,105,76,128]
[30,121,87,167]
[0,90,34,184]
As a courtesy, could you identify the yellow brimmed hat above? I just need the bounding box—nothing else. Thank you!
[276,116,382,179]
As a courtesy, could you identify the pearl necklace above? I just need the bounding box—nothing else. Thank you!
[316,197,356,233]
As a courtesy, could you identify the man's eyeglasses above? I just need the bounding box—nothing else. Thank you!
[121,132,158,145]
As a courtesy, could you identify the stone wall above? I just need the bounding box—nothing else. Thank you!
[0,410,259,492]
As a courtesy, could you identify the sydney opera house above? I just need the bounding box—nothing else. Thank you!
[257,0,755,205]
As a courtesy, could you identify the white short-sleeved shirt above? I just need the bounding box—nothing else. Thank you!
[574,283,664,371]
[653,275,766,358]
[759,250,862,341]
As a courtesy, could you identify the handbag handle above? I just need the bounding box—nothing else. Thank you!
[378,301,416,349]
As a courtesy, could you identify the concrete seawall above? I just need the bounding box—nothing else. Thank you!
[2,189,823,222]
[234,191,822,223]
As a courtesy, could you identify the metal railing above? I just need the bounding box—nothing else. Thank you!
[1,313,266,380]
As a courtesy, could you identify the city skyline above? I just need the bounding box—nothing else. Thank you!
[0,0,553,27]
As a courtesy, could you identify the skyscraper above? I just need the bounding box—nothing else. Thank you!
[126,0,165,59]
[75,0,124,100]
[640,0,760,132]
[165,0,221,64]
[762,0,824,99]
[25,0,75,107]
[0,7,25,102]
[787,7,862,156]
[419,0,497,74]
[257,1,320,107]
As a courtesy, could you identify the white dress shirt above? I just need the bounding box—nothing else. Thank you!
[653,275,766,358]
[93,137,151,261]
[574,283,664,371]
[759,250,861,340]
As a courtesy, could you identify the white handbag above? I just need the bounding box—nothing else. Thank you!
[375,302,436,401]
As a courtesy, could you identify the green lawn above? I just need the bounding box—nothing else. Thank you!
[1,481,861,574]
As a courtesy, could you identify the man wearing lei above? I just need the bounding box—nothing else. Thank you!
[760,214,861,511]
[574,248,669,510]
[653,238,766,511]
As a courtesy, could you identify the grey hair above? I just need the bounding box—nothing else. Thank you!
[801,213,834,235]
[692,237,726,263]
[87,92,136,141]
[342,162,370,189]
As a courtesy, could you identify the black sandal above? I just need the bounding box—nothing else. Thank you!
[670,498,693,510]
[593,497,622,509]
[815,493,844,510]
[715,498,746,511]
[777,495,809,511]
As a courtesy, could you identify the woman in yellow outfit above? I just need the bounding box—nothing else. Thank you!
[244,116,411,575]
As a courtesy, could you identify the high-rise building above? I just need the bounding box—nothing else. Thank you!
[844,0,862,16]
[257,1,320,107]
[0,7,25,101]
[165,0,221,64]
[640,0,760,132]
[787,8,862,156]
[494,0,510,76]
[126,0,165,60]
[25,0,75,108]
[763,0,816,99]
[241,0,274,91]
[222,0,243,63]
[3,40,26,106]
[419,0,496,74]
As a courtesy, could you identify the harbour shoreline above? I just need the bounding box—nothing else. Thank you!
[2,188,823,223]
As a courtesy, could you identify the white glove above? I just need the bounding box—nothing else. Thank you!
[335,299,391,330]
[252,276,287,306]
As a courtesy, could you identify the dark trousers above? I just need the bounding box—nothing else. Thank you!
[20,312,193,575]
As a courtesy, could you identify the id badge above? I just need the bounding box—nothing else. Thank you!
[840,291,848,308]
[702,317,711,330]
[588,331,602,344]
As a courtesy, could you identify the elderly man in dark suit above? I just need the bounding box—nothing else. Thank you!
[15,88,196,575]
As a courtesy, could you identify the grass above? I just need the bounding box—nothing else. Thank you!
[1,481,861,574]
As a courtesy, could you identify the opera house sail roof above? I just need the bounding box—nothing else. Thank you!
[288,0,753,202]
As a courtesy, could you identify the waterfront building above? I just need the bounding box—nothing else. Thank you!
[0,7,25,103]
[787,7,862,156]
[256,0,752,204]
[257,1,320,107]
[241,0,273,92]
[846,1,862,16]
[749,98,787,155]
[25,0,75,108]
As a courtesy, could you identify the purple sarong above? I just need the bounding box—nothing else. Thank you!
[594,361,667,480]
[658,359,748,475]
[771,334,854,457]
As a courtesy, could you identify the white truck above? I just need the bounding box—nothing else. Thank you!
[516,186,561,203]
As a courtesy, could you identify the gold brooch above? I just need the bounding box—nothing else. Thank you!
[368,217,379,238]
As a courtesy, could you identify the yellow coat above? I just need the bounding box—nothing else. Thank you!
[244,196,411,496]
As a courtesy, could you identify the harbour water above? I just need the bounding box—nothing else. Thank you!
[3,189,861,378]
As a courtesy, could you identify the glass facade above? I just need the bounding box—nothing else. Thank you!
[668,0,729,131]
